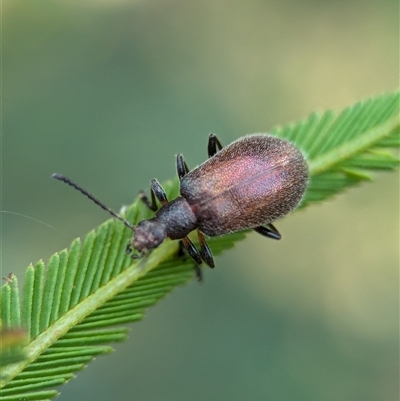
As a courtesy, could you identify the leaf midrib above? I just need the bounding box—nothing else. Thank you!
[309,114,399,175]
[0,239,178,386]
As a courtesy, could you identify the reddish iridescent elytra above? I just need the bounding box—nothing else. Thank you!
[53,134,308,281]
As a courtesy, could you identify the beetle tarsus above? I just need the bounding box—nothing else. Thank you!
[253,224,282,240]
[139,190,158,212]
[194,265,203,282]
[208,133,224,157]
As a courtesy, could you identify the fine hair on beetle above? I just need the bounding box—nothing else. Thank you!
[53,133,308,281]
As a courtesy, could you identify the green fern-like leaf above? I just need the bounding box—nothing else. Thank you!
[0,91,398,400]
[271,92,399,205]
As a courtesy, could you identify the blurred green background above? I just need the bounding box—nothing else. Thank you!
[2,0,399,400]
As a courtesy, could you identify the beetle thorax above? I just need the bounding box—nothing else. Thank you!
[156,197,198,240]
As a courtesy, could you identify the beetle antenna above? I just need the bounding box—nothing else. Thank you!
[52,173,135,231]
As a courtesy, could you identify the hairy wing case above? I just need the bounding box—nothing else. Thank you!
[180,135,308,236]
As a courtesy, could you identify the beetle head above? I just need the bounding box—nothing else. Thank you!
[131,218,167,254]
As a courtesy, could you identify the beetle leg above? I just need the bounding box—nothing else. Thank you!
[197,230,215,268]
[150,179,169,205]
[194,265,203,282]
[181,236,203,281]
[130,253,142,260]
[181,237,202,264]
[126,243,133,254]
[177,240,203,280]
[139,179,169,211]
[253,223,282,240]
[177,240,186,257]
[176,154,190,180]
[139,188,158,211]
[208,134,224,157]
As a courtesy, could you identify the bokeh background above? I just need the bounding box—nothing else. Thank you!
[2,1,399,400]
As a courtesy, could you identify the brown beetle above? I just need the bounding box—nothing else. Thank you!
[53,134,308,280]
